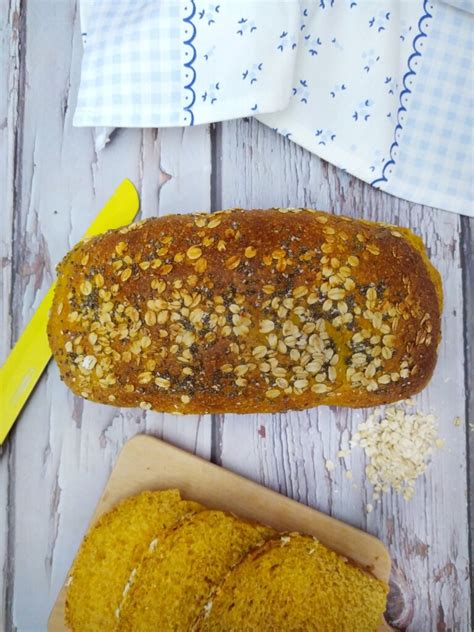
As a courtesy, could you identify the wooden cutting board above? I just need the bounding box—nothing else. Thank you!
[49,434,392,631]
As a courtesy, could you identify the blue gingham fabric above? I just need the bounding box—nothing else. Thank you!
[75,0,299,127]
[381,1,473,212]
[75,0,473,216]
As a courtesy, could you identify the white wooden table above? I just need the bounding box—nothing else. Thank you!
[1,3,472,631]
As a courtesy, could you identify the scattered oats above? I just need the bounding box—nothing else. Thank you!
[244,246,257,258]
[351,404,443,500]
[453,416,462,427]
[139,401,152,410]
[337,449,349,459]
[181,395,191,404]
[345,470,353,480]
[366,503,374,514]
[325,459,335,472]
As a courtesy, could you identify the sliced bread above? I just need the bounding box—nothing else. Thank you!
[117,509,276,632]
[196,532,388,632]
[65,489,203,632]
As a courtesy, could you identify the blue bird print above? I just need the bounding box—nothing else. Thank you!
[353,99,373,122]
[242,63,263,84]
[369,9,391,32]
[277,31,297,52]
[203,45,216,61]
[237,17,257,36]
[304,34,322,56]
[362,49,380,73]
[199,4,220,26]
[315,129,336,145]
[330,83,347,98]
[251,104,258,112]
[292,79,310,103]
[202,82,220,104]
[275,127,292,139]
[399,23,412,42]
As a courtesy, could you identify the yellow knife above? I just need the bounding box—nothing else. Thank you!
[0,179,140,445]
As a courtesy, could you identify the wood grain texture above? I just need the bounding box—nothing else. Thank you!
[461,215,474,598]
[214,118,471,631]
[0,2,211,630]
[0,2,471,632]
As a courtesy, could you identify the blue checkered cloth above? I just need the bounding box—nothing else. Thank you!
[75,0,473,216]
[384,1,473,214]
[76,1,184,127]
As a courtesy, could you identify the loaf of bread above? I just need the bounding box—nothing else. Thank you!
[64,490,388,631]
[48,208,442,413]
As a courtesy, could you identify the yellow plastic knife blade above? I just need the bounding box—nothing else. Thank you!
[0,179,140,444]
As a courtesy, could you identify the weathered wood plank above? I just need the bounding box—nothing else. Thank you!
[216,117,471,631]
[461,215,474,597]
[0,2,24,630]
[2,3,212,630]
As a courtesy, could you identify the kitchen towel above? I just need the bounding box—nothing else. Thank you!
[75,1,473,216]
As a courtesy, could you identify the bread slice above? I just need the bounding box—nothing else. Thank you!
[48,208,442,414]
[117,510,276,632]
[195,532,388,632]
[65,489,203,632]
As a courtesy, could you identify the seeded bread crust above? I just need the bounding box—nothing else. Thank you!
[48,208,442,414]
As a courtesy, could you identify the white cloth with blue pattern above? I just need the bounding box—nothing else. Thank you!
[75,0,473,216]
